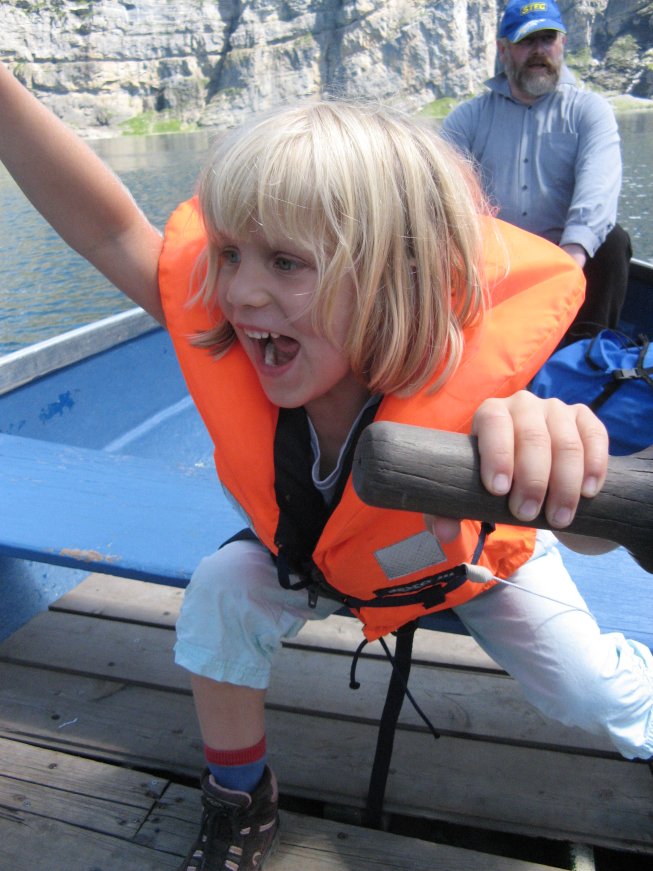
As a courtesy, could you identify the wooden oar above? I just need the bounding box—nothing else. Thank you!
[352,422,653,574]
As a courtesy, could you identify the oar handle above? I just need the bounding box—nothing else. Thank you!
[352,422,653,574]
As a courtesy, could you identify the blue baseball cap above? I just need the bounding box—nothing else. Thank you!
[499,1,567,43]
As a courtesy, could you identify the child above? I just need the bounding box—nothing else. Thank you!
[1,65,651,871]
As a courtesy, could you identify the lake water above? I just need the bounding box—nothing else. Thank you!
[1,111,652,355]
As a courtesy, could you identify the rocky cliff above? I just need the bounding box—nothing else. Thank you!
[2,0,651,136]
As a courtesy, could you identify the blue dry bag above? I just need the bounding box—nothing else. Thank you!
[530,329,653,456]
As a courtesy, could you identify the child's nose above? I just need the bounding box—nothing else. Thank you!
[224,259,270,308]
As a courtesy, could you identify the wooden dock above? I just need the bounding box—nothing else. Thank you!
[0,573,651,870]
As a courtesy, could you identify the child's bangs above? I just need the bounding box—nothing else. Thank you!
[202,118,332,257]
[257,155,330,257]
[199,140,261,242]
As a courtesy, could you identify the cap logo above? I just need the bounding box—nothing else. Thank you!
[499,0,566,42]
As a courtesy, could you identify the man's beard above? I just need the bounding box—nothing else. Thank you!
[504,52,561,98]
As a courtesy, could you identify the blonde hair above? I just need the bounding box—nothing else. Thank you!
[194,100,488,395]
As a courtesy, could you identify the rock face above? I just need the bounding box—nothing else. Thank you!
[562,0,653,97]
[3,0,651,135]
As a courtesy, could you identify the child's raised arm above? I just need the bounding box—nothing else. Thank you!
[0,63,164,324]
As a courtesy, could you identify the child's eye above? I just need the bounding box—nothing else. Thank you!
[274,255,297,272]
[221,247,240,264]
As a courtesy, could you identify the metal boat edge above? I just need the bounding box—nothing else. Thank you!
[0,307,160,395]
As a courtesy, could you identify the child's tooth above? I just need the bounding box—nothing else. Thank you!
[264,341,276,366]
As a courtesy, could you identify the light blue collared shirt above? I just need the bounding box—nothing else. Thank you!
[441,67,622,257]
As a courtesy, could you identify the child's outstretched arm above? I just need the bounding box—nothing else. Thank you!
[427,391,612,553]
[0,63,164,324]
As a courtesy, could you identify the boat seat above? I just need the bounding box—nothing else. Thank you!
[0,432,242,586]
[1,431,651,648]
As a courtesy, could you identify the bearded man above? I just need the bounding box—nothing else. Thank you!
[442,0,631,344]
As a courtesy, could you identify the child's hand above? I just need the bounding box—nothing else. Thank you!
[425,391,609,543]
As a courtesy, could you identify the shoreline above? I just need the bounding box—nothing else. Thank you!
[70,93,653,141]
[608,94,653,113]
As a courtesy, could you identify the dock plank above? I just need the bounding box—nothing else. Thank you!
[267,814,564,871]
[0,778,563,871]
[0,658,649,852]
[0,816,181,871]
[1,575,651,863]
[0,736,166,804]
[0,738,565,871]
[144,778,565,870]
[0,607,614,753]
[0,752,159,842]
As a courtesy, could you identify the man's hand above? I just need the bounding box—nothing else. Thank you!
[560,243,587,270]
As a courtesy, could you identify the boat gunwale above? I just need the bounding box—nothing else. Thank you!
[629,257,653,283]
[0,307,159,395]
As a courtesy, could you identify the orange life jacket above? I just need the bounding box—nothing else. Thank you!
[159,198,585,640]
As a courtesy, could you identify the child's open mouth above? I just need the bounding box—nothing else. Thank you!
[244,330,300,367]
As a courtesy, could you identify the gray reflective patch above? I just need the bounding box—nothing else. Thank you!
[374,531,446,580]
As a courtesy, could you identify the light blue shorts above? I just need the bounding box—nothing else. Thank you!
[175,537,340,689]
[174,531,653,760]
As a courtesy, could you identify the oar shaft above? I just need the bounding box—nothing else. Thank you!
[352,422,653,574]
